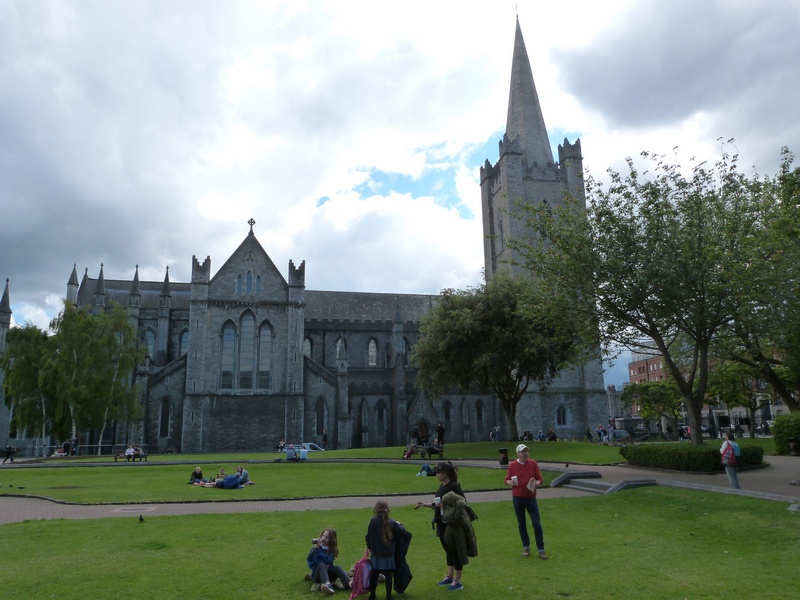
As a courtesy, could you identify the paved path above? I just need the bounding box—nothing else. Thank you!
[1,456,798,525]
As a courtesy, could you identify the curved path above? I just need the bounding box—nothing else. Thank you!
[1,456,798,525]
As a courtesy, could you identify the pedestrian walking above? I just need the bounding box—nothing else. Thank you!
[504,443,547,559]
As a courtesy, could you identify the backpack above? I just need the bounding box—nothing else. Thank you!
[349,552,371,599]
[721,444,737,467]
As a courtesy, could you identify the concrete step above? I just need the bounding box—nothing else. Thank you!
[564,479,615,494]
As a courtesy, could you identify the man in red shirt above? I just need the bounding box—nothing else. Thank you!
[504,443,548,559]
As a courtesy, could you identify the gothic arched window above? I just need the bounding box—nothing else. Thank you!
[258,322,273,390]
[145,330,156,359]
[220,322,235,390]
[368,339,378,366]
[557,405,567,426]
[239,312,255,389]
[179,330,189,356]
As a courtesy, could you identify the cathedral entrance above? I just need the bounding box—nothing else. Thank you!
[416,421,430,445]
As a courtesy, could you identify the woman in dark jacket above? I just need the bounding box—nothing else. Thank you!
[414,461,472,592]
[366,500,398,599]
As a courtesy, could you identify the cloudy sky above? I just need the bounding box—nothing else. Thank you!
[2,0,799,388]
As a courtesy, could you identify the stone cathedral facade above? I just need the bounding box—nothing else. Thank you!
[1,19,607,454]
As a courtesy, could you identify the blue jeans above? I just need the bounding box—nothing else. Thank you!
[724,465,741,489]
[513,496,545,551]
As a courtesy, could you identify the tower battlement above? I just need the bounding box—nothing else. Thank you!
[558,138,582,162]
[289,260,306,287]
[192,255,211,283]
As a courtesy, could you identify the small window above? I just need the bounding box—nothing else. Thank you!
[368,339,377,366]
[556,405,567,426]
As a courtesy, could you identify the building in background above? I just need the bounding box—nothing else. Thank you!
[1,19,607,454]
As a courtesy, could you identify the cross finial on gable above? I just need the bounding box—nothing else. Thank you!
[248,218,256,234]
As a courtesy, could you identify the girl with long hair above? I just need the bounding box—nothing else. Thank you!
[307,528,352,594]
[365,500,398,599]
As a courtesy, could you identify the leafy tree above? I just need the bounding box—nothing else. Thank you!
[413,273,584,440]
[706,361,772,438]
[510,146,763,443]
[40,303,98,440]
[1,324,54,455]
[620,380,682,426]
[89,304,145,453]
[723,149,800,411]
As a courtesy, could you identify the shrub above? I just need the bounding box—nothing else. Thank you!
[619,442,764,472]
[772,412,800,455]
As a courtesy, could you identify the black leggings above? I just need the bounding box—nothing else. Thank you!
[369,569,394,598]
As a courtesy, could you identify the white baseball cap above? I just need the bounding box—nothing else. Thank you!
[516,444,529,453]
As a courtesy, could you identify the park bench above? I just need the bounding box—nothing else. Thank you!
[419,447,443,460]
[114,452,148,462]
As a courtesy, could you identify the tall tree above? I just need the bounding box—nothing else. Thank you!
[510,147,762,443]
[620,380,682,426]
[37,301,146,446]
[723,149,800,411]
[413,273,585,440]
[1,324,54,455]
[90,304,145,454]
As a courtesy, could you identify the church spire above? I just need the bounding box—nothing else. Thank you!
[505,17,553,166]
[0,278,10,315]
[0,279,11,354]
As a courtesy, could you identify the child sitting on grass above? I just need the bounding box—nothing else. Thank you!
[307,528,352,594]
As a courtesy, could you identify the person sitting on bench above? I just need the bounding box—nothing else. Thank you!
[402,442,419,460]
[286,444,300,461]
[421,439,443,459]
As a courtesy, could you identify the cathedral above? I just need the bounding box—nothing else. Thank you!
[1,19,608,454]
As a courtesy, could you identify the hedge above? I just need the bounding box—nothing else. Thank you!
[772,412,800,455]
[619,441,764,472]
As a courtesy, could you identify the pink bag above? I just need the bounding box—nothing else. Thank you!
[349,550,372,599]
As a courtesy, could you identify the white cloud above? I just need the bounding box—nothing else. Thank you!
[2,0,798,393]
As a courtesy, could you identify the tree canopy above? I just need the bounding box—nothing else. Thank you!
[2,302,144,452]
[413,273,585,440]
[510,145,792,443]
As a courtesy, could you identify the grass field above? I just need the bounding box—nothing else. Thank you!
[1,439,791,599]
[2,487,797,599]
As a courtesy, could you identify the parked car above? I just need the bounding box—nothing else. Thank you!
[279,442,325,452]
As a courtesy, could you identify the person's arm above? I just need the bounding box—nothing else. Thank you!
[504,463,516,486]
[531,462,544,486]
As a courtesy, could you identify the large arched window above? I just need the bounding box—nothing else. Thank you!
[179,330,189,356]
[258,323,273,390]
[336,337,346,361]
[246,271,253,294]
[220,322,235,390]
[145,330,156,358]
[239,312,255,389]
[368,339,378,366]
[236,275,243,295]
[255,275,262,295]
[303,338,312,358]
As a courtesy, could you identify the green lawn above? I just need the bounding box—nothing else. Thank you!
[0,462,526,504]
[1,488,796,599]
